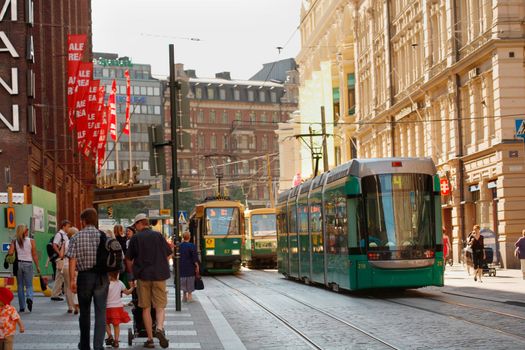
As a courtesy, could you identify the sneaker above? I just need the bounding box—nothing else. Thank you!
[144,339,155,348]
[51,297,64,301]
[474,276,477,281]
[155,328,169,349]
[19,308,25,313]
[27,298,33,312]
[112,339,119,348]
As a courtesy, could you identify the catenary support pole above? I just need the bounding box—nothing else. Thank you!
[169,44,181,312]
[321,106,329,172]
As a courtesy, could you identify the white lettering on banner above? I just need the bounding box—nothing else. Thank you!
[0,0,17,21]
[0,68,18,94]
[0,105,19,131]
[0,31,19,57]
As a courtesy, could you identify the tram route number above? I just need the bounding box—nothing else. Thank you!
[205,238,215,248]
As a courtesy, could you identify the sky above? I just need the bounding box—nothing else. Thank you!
[92,0,303,80]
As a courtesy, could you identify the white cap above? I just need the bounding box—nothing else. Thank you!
[132,213,148,225]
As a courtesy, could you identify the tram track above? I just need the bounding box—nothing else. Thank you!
[375,296,525,343]
[213,274,401,350]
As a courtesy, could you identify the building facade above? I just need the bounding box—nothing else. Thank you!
[352,0,525,268]
[0,0,93,226]
[93,53,164,190]
[293,0,357,181]
[165,62,298,208]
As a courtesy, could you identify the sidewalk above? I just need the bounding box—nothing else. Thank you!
[13,281,233,349]
[442,264,524,303]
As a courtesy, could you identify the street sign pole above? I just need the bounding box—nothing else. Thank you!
[169,44,181,312]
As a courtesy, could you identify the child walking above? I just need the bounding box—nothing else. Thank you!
[0,287,25,350]
[105,271,133,348]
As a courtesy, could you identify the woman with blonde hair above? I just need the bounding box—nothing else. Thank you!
[7,224,41,312]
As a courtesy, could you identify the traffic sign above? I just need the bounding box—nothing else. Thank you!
[178,210,188,224]
[440,178,451,196]
[516,119,525,140]
[2,243,10,252]
[160,209,171,216]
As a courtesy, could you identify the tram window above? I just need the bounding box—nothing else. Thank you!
[325,192,348,254]
[205,207,239,236]
[251,215,277,236]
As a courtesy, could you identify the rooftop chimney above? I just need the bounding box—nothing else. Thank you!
[215,72,231,80]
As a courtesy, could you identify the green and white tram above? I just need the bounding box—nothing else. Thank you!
[276,158,444,291]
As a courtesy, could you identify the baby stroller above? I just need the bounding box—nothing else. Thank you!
[482,247,497,277]
[127,288,157,346]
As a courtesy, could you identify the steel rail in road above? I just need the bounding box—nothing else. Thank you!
[215,274,401,350]
[212,276,323,350]
[375,296,525,344]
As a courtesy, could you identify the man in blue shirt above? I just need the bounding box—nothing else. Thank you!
[126,213,172,349]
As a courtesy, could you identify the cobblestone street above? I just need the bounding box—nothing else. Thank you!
[13,266,525,349]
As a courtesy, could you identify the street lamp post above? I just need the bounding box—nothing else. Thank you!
[169,44,181,312]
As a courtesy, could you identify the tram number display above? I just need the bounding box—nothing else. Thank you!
[205,238,215,248]
[255,240,274,249]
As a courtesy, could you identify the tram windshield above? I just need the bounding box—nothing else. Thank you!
[251,214,277,237]
[205,207,240,236]
[362,174,435,253]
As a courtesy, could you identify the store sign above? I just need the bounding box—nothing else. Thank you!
[0,0,34,132]
[93,57,133,67]
[440,178,450,196]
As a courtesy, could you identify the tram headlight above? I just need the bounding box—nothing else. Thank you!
[231,249,240,255]
[206,250,215,256]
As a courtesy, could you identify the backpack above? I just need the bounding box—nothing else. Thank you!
[92,231,123,273]
[46,234,62,262]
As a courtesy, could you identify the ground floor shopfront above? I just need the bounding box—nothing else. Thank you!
[439,142,525,269]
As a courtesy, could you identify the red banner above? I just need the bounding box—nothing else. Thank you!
[85,86,106,159]
[123,69,131,135]
[67,34,87,130]
[82,80,101,158]
[108,80,117,141]
[97,105,109,172]
[73,62,93,149]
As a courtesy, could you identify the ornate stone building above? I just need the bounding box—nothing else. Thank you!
[352,0,525,268]
[294,0,357,179]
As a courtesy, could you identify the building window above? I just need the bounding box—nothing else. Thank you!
[271,91,277,103]
[140,86,147,95]
[107,161,115,170]
[209,110,216,124]
[259,90,266,102]
[272,112,278,123]
[248,90,254,101]
[223,134,229,150]
[260,113,267,123]
[197,110,204,123]
[219,89,226,100]
[210,134,217,149]
[133,86,140,95]
[195,87,202,99]
[262,134,268,150]
[207,87,214,99]
[142,161,149,171]
[235,111,241,122]
[147,87,154,96]
[153,87,160,96]
[154,106,161,115]
[199,159,205,174]
[249,112,256,125]
[234,89,240,100]
[197,134,204,149]
[222,111,228,124]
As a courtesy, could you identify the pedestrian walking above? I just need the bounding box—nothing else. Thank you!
[7,224,41,312]
[114,225,127,255]
[125,226,136,251]
[0,287,24,350]
[67,208,109,350]
[51,220,71,301]
[468,224,485,282]
[125,213,172,349]
[104,271,133,348]
[443,227,451,263]
[514,229,525,280]
[60,227,79,314]
[179,231,200,303]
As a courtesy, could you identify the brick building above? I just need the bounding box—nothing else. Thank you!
[165,61,298,208]
[0,0,93,226]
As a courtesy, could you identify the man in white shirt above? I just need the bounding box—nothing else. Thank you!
[51,219,71,301]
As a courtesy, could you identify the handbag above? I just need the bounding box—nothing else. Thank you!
[194,276,204,290]
[39,275,47,291]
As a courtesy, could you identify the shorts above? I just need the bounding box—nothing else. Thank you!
[0,335,14,350]
[106,307,131,326]
[180,276,195,293]
[137,280,167,309]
